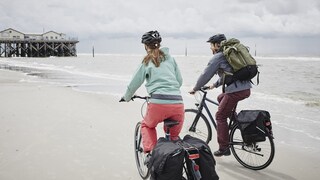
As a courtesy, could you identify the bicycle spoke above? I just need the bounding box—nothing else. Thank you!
[182,109,212,143]
[229,125,275,170]
[134,122,150,179]
[232,145,264,157]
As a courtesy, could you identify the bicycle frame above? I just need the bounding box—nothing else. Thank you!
[191,88,236,132]
[186,88,275,170]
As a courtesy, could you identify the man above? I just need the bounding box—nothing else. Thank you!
[189,34,251,156]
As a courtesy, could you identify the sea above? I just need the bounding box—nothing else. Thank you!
[1,54,320,152]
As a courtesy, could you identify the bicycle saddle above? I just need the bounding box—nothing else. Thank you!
[164,119,179,128]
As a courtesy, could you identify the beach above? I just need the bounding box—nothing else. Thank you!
[1,69,320,180]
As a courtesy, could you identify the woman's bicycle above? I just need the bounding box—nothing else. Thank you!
[180,87,275,170]
[131,95,192,179]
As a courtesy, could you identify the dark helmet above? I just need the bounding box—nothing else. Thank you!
[206,34,226,43]
[141,30,162,45]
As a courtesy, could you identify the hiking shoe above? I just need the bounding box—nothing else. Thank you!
[214,148,231,157]
[144,153,151,166]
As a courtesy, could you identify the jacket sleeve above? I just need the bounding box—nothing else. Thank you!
[193,57,219,91]
[123,64,146,101]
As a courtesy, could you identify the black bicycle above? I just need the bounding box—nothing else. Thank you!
[180,87,275,170]
[131,95,193,179]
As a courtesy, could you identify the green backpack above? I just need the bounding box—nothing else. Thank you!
[220,38,259,86]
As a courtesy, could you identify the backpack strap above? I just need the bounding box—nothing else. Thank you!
[249,69,260,85]
[222,71,235,93]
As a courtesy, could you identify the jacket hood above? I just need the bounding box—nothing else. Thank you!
[160,47,170,55]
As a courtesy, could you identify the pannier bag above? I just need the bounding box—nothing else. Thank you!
[181,135,219,180]
[148,137,185,180]
[237,110,272,144]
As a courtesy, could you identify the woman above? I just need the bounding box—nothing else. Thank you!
[120,30,184,153]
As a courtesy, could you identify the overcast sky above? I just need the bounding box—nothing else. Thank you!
[1,0,320,56]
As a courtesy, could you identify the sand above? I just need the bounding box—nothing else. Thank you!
[1,69,319,180]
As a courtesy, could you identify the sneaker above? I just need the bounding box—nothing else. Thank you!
[214,148,231,157]
[144,153,151,166]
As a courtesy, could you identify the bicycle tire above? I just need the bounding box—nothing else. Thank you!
[229,124,275,170]
[180,109,212,144]
[134,122,150,179]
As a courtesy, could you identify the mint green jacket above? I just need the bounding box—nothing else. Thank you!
[123,47,183,104]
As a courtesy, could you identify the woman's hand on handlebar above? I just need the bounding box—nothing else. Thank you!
[119,95,149,102]
[119,95,138,102]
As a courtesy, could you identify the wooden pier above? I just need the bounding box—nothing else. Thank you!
[0,39,79,57]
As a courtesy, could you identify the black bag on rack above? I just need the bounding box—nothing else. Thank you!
[181,135,219,180]
[237,110,272,143]
[148,137,185,180]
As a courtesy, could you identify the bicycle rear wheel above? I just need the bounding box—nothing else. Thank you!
[180,109,212,144]
[134,122,150,179]
[229,124,275,170]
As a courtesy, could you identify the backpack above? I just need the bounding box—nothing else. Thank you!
[180,135,219,180]
[220,38,259,86]
[148,137,185,180]
[237,110,273,144]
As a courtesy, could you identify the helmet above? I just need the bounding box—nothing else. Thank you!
[141,30,162,45]
[206,34,226,43]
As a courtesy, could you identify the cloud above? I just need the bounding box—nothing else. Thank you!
[1,0,320,55]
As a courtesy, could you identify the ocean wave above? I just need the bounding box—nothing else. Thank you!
[257,56,320,62]
[252,92,304,105]
[252,91,320,108]
[276,122,320,142]
[0,59,131,83]
[287,91,320,108]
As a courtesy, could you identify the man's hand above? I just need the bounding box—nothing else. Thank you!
[209,85,215,89]
[189,90,196,95]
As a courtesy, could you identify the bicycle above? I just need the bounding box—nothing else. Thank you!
[180,86,275,170]
[130,95,193,179]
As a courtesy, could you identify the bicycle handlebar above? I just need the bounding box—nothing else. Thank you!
[122,86,210,102]
[119,95,150,102]
[200,86,210,92]
[131,95,150,100]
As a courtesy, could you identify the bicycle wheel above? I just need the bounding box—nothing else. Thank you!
[134,122,150,179]
[180,109,212,144]
[229,124,275,170]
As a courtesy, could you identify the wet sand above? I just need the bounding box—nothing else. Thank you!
[0,70,319,180]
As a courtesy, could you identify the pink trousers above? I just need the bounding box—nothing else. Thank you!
[141,103,184,152]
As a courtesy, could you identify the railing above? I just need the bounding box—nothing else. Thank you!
[0,37,78,42]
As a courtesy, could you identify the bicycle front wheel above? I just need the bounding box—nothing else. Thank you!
[229,124,275,170]
[180,109,212,144]
[134,122,150,179]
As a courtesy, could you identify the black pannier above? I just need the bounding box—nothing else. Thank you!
[182,135,219,180]
[148,137,185,180]
[237,110,271,143]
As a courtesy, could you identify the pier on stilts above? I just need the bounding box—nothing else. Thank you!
[0,39,79,58]
[0,28,79,58]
